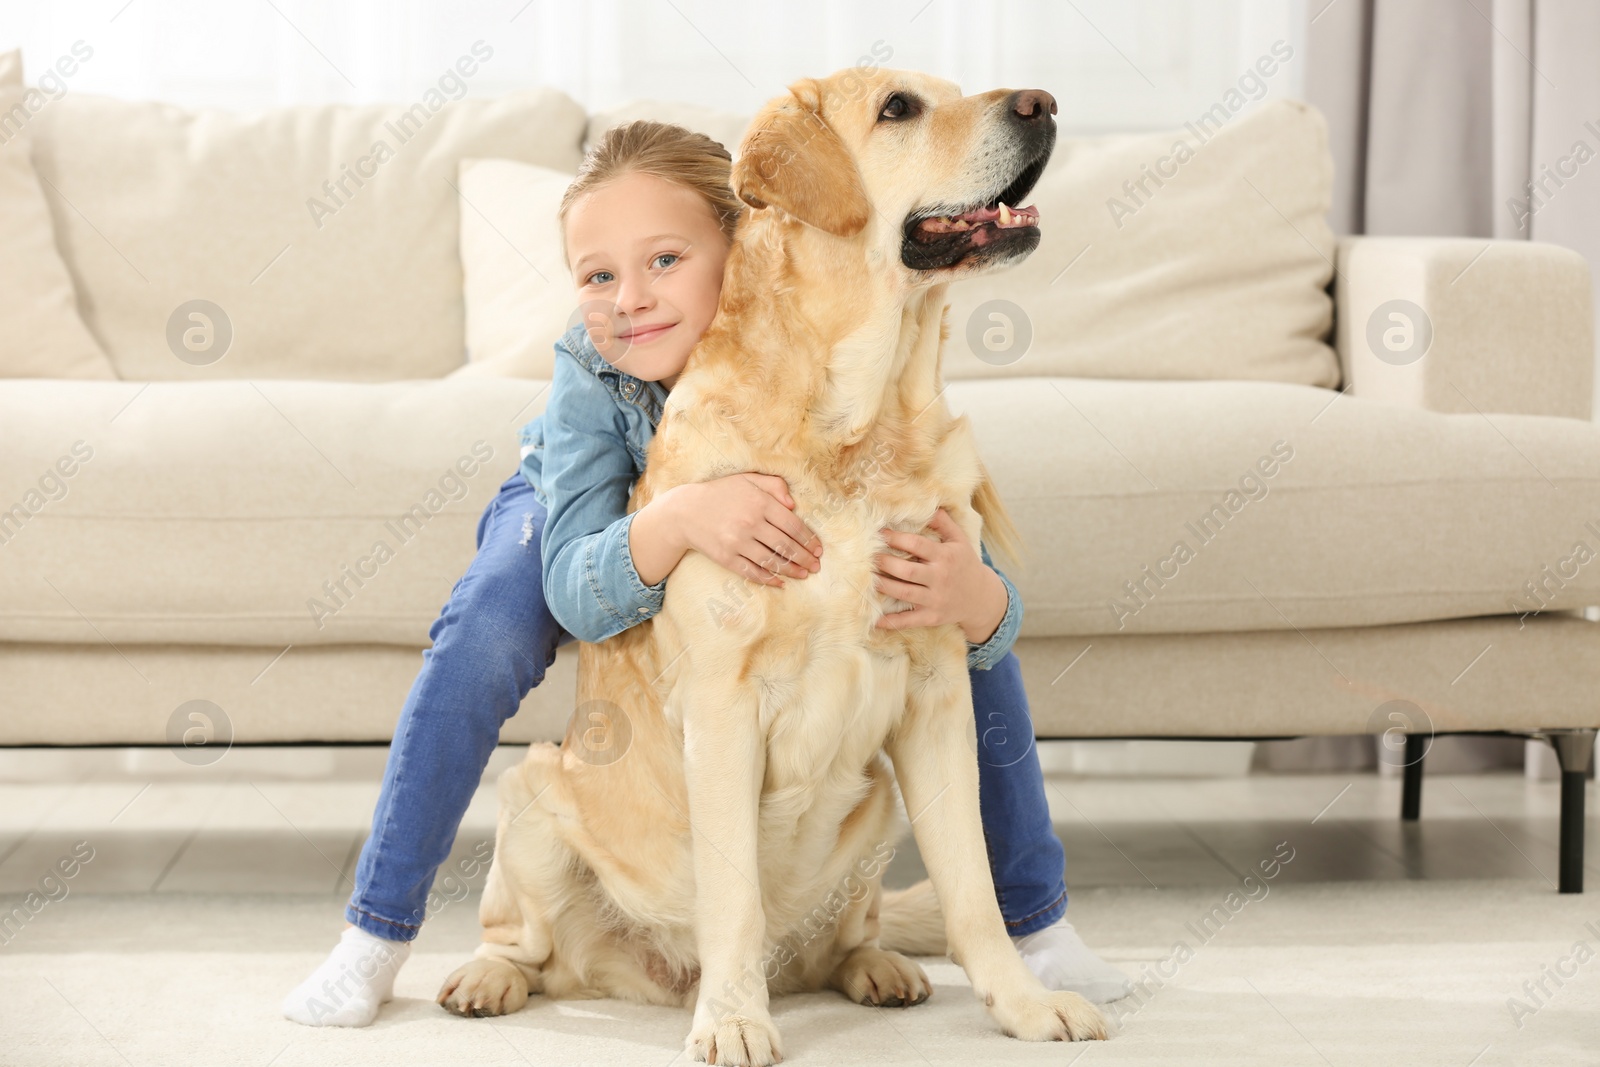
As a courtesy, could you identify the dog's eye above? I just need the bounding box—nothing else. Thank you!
[878,93,916,122]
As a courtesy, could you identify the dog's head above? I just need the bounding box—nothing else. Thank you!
[732,67,1056,284]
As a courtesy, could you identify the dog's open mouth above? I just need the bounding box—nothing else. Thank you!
[901,152,1049,272]
[913,200,1039,238]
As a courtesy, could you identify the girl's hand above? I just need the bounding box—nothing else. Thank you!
[675,473,822,587]
[873,508,1008,644]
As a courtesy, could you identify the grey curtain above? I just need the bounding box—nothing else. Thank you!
[1307,0,1600,253]
[1255,0,1600,774]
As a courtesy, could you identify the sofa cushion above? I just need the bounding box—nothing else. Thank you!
[27,80,587,382]
[957,376,1600,636]
[0,378,547,646]
[0,49,116,380]
[450,158,576,381]
[3,378,1596,647]
[589,96,1339,388]
[945,100,1338,387]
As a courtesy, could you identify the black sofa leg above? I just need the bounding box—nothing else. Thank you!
[1400,733,1426,821]
[1546,729,1595,894]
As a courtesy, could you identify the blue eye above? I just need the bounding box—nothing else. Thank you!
[585,270,614,286]
[652,253,680,270]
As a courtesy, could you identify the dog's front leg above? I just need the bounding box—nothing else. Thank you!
[680,674,783,1066]
[885,656,1107,1043]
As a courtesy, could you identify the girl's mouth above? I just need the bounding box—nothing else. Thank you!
[620,322,676,344]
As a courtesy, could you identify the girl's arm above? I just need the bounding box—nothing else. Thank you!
[624,488,690,587]
[540,347,823,644]
[539,349,671,644]
[872,508,1024,671]
[970,540,1024,670]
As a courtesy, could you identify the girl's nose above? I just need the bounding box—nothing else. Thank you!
[616,273,657,314]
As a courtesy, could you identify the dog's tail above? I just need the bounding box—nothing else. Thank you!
[879,879,947,956]
[972,469,1023,569]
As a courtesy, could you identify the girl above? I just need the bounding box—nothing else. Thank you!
[283,121,1129,1028]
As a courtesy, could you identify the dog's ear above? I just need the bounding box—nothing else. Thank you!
[733,82,871,238]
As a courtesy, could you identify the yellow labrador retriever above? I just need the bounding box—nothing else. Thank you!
[438,67,1107,1062]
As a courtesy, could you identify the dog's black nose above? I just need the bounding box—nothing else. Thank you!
[1008,89,1057,122]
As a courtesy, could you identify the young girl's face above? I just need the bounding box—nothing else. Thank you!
[565,171,731,388]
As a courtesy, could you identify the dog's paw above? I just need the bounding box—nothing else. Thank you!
[685,1011,784,1066]
[830,946,931,1007]
[989,988,1107,1042]
[437,958,530,1018]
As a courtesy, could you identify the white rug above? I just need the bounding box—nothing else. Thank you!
[1,879,1595,1066]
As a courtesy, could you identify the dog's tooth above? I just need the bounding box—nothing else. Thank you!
[998,202,1012,225]
[953,219,969,230]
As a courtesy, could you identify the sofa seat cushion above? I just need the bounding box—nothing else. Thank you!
[3,377,1597,647]
[0,378,547,646]
[955,377,1600,636]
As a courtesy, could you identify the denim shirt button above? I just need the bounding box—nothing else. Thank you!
[637,606,648,614]
[622,380,638,400]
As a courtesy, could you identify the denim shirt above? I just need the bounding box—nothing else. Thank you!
[519,322,1024,670]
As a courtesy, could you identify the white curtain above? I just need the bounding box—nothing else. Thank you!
[3,0,1302,131]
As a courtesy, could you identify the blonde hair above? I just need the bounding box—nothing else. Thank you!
[559,120,742,270]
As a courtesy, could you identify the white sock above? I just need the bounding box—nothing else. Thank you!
[282,925,412,1027]
[1011,917,1133,1003]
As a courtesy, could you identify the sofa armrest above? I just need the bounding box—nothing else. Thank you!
[1334,236,1594,419]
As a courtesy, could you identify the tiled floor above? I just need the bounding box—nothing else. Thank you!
[1,744,1593,900]
[4,745,1597,1067]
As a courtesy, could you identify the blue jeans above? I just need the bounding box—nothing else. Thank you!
[347,470,1068,941]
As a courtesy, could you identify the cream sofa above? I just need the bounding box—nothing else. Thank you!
[2,52,1596,890]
